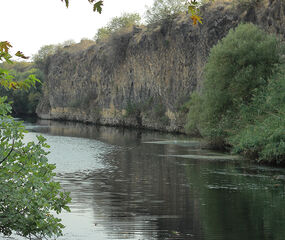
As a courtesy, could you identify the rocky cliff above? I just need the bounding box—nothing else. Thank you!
[37,0,285,133]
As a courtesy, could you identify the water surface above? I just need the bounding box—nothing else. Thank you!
[5,119,285,240]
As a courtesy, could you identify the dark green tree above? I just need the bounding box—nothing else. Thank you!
[186,23,282,148]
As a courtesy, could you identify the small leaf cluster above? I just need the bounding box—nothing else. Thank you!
[62,0,103,13]
[0,42,39,92]
[188,0,203,24]
[0,42,28,63]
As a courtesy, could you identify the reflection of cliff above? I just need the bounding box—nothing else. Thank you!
[31,119,180,147]
[32,120,285,239]
[43,120,204,239]
[37,0,285,132]
[102,147,204,239]
[66,146,204,240]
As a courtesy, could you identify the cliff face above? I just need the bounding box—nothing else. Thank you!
[37,0,285,133]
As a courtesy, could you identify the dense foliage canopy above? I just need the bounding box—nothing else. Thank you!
[186,23,285,164]
[0,99,71,239]
[0,41,71,239]
[0,62,43,116]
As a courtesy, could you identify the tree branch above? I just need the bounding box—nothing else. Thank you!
[0,139,14,165]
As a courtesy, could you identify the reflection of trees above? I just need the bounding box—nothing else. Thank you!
[88,141,204,240]
[41,119,204,240]
[32,119,177,147]
[185,162,285,240]
[27,119,285,239]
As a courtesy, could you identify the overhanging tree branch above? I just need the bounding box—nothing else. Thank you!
[0,139,14,165]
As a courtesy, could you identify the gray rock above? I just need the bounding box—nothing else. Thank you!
[36,0,285,133]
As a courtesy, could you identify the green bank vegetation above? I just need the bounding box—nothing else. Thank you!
[186,23,285,165]
[0,61,43,116]
[0,43,71,239]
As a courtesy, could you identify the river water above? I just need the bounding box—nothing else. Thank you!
[6,119,285,240]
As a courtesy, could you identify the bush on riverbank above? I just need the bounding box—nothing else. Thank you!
[229,70,285,164]
[0,62,43,116]
[186,23,285,164]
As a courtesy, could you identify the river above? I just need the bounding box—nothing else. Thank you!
[4,119,285,240]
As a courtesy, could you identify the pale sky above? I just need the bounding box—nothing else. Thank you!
[1,0,154,58]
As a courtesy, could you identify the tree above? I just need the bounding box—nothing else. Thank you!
[0,42,71,239]
[0,62,44,116]
[145,0,188,24]
[186,23,283,152]
[94,13,141,41]
[61,39,76,47]
[33,44,58,63]
[0,98,71,239]
[145,0,202,24]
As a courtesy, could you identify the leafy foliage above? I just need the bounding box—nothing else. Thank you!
[94,13,141,41]
[186,23,285,163]
[125,98,170,126]
[145,0,188,24]
[0,98,71,239]
[145,0,203,25]
[62,0,103,13]
[0,62,43,115]
[0,37,71,240]
[0,42,34,90]
[32,44,58,68]
[93,0,103,13]
[229,69,285,164]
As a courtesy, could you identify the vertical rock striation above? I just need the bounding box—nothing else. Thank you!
[37,0,285,133]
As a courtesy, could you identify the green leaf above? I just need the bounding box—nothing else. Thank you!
[61,0,69,7]
[93,1,103,13]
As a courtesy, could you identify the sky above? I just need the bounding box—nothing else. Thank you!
[1,0,154,58]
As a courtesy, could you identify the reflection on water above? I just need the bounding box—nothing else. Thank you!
[11,119,285,239]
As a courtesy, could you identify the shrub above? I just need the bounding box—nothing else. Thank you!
[125,99,170,126]
[186,23,282,147]
[229,69,285,164]
[94,13,141,41]
[125,101,142,118]
[144,0,188,24]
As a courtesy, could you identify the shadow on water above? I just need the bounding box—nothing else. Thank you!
[13,119,285,240]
